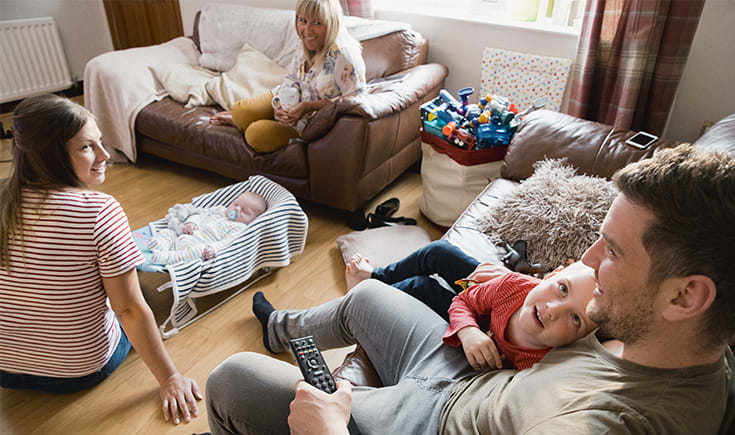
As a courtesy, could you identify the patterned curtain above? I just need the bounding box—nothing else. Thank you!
[567,0,705,135]
[340,0,375,18]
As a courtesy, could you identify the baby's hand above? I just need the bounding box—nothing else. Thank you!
[202,246,215,260]
[181,223,197,235]
[457,327,503,370]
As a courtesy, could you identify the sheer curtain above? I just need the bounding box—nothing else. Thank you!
[567,0,705,135]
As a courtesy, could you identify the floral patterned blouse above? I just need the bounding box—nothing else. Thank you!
[272,33,366,133]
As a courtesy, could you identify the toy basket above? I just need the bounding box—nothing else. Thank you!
[419,130,507,228]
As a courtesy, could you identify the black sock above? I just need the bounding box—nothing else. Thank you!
[252,291,276,353]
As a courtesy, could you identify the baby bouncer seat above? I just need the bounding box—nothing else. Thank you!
[134,175,308,338]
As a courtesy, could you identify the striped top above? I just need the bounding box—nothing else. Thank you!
[443,273,550,370]
[0,189,144,377]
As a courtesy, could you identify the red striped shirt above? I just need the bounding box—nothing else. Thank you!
[443,273,550,370]
[0,189,144,377]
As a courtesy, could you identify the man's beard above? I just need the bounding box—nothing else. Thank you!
[588,295,654,344]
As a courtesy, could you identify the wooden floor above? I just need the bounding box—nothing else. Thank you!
[0,144,443,434]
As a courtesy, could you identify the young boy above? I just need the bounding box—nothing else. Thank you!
[147,191,267,264]
[345,243,597,370]
[445,262,597,370]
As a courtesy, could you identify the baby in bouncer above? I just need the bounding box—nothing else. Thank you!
[147,191,267,264]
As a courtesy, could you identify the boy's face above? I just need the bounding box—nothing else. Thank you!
[515,262,598,349]
[226,193,266,225]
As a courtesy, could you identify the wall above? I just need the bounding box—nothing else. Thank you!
[665,0,735,142]
[179,0,578,104]
[1,0,113,81]
[1,0,731,141]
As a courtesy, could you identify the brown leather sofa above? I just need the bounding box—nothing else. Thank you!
[332,109,735,432]
[135,12,448,213]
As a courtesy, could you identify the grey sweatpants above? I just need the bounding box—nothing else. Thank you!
[206,279,476,434]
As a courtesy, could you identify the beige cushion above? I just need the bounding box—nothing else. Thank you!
[151,43,287,111]
[336,225,432,268]
[205,43,287,110]
[150,63,217,108]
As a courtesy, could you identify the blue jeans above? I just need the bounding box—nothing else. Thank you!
[371,240,480,321]
[0,324,131,394]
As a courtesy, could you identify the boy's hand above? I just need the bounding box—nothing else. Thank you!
[466,263,511,283]
[457,327,503,370]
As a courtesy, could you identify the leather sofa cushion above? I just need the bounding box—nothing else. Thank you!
[442,178,519,265]
[136,97,309,178]
[502,110,681,181]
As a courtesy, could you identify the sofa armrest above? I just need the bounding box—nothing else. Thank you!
[501,110,683,181]
[339,64,448,119]
[303,64,448,141]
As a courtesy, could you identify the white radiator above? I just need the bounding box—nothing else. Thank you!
[0,17,73,104]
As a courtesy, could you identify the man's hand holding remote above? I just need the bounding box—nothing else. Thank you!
[288,379,353,435]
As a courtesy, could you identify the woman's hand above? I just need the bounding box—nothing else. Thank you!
[159,372,203,425]
[465,262,511,283]
[274,107,297,127]
[285,101,315,121]
[457,326,503,370]
[209,111,234,126]
[288,380,352,435]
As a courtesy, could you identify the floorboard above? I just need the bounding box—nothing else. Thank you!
[1,146,442,434]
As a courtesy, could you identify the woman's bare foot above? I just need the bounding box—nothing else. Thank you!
[210,111,235,126]
[345,253,373,290]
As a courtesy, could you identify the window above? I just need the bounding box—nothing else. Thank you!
[374,0,586,31]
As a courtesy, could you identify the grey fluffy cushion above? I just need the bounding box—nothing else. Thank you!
[480,159,618,271]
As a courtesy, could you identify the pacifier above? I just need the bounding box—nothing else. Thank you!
[227,209,239,221]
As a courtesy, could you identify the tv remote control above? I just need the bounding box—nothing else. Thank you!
[289,336,361,434]
[289,336,337,393]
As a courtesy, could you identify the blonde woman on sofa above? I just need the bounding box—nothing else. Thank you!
[0,94,201,425]
[209,0,366,152]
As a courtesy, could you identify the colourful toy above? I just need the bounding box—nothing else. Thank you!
[457,87,474,107]
[475,123,513,148]
[439,89,466,116]
[447,127,476,150]
[487,95,515,125]
[420,87,529,149]
[423,117,445,138]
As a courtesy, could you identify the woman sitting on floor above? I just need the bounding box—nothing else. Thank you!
[0,94,200,425]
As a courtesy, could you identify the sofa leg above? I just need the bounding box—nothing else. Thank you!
[346,208,368,231]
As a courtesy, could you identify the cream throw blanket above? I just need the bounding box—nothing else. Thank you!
[85,38,285,163]
[84,37,199,163]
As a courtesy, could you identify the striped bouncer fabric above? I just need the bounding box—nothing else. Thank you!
[146,176,308,337]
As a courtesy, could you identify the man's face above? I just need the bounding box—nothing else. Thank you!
[581,194,660,343]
